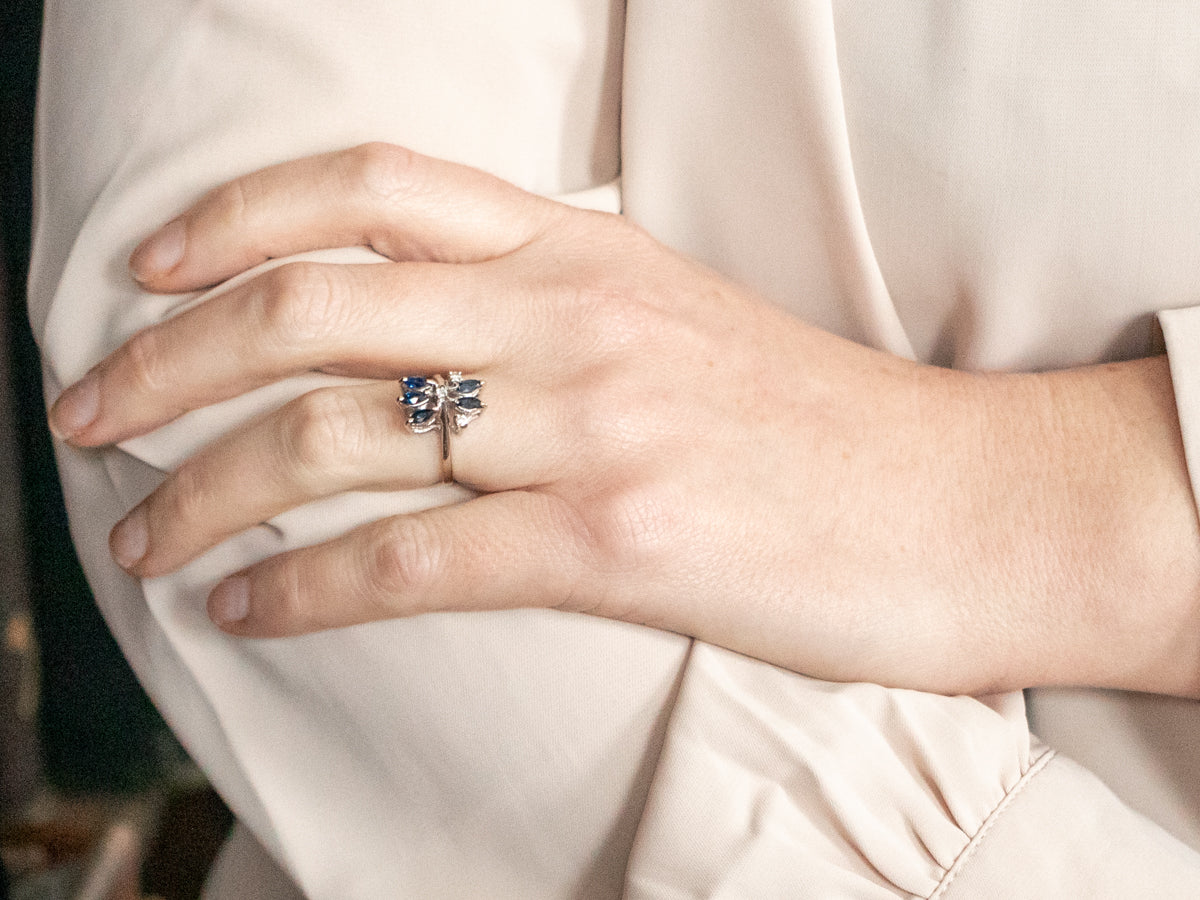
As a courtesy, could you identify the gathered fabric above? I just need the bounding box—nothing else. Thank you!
[32,1,1200,895]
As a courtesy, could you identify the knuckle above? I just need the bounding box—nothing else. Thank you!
[348,141,421,206]
[366,517,444,603]
[582,482,679,574]
[282,388,371,481]
[207,177,256,233]
[571,367,651,457]
[573,283,667,357]
[257,262,345,348]
[121,327,174,395]
[270,558,317,633]
[164,461,218,529]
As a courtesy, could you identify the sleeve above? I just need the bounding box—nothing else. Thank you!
[624,645,1200,899]
[35,3,1200,898]
[1160,307,1200,510]
[30,3,694,898]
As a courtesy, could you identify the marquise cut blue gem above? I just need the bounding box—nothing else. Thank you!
[411,409,435,425]
[402,376,428,389]
[456,396,483,410]
[454,379,481,393]
[402,391,424,405]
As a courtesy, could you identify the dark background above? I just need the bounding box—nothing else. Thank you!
[1,0,171,805]
[1,5,242,897]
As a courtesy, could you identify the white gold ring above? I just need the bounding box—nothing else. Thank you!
[397,372,485,483]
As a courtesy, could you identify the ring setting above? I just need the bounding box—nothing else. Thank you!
[397,372,485,482]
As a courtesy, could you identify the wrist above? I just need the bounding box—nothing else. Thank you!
[969,358,1200,696]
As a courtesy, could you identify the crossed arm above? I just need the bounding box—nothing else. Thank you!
[48,143,1200,698]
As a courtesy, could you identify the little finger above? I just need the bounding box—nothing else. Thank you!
[206,490,589,637]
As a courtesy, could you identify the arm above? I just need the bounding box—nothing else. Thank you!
[49,144,1200,698]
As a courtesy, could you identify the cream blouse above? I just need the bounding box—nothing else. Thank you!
[32,0,1200,895]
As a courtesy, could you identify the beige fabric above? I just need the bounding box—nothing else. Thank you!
[623,648,1200,899]
[31,0,1200,896]
[931,754,1200,900]
[202,824,304,900]
[625,647,1041,898]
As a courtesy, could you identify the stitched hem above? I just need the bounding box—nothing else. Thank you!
[927,747,1057,900]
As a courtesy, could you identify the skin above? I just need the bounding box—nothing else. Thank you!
[48,143,1200,698]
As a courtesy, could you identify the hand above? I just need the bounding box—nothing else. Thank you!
[49,143,1200,697]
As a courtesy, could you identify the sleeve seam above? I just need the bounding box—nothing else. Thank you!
[927,747,1057,900]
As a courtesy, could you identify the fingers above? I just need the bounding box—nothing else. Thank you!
[109,378,563,578]
[207,490,588,637]
[109,382,438,578]
[50,259,522,447]
[129,143,556,293]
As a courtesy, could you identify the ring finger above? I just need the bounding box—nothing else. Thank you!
[110,375,565,578]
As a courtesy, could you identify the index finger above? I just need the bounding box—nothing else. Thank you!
[129,142,553,293]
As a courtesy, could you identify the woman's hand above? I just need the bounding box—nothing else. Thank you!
[49,144,1200,697]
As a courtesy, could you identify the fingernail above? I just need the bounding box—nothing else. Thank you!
[110,508,148,570]
[130,218,186,281]
[50,376,99,439]
[209,577,251,626]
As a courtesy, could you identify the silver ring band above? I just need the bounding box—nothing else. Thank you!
[397,372,485,483]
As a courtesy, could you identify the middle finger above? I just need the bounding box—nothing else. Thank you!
[52,258,533,447]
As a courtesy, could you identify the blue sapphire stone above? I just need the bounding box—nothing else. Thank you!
[456,396,483,411]
[402,376,428,389]
[411,409,435,425]
[455,379,481,394]
[402,391,424,405]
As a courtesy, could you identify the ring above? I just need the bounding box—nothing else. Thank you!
[397,372,485,483]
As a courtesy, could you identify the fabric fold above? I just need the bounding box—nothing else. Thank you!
[933,753,1200,898]
[623,644,1034,899]
[32,0,1200,896]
